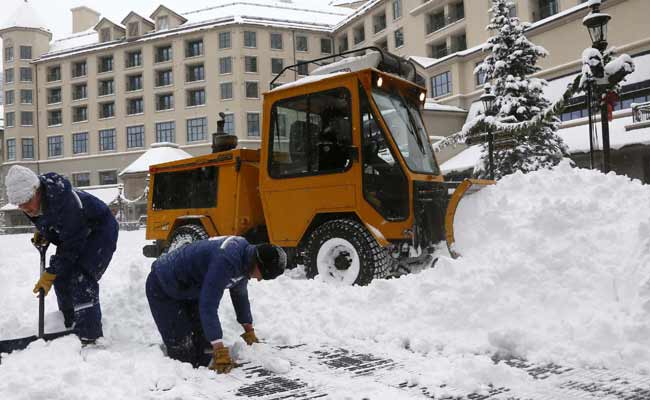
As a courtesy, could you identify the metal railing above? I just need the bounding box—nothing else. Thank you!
[632,101,650,123]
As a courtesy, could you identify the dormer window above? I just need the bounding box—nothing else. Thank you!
[128,22,140,37]
[100,28,111,43]
[157,15,169,30]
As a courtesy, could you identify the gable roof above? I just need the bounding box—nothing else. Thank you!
[121,11,155,28]
[150,4,188,24]
[94,17,126,33]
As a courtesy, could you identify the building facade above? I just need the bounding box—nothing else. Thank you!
[1,0,649,213]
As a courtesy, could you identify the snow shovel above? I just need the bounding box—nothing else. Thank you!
[0,243,74,362]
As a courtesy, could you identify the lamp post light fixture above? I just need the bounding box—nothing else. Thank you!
[480,89,497,180]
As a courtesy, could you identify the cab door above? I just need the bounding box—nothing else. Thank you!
[260,78,360,247]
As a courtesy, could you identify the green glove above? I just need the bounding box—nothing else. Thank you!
[209,347,237,374]
[31,231,49,249]
[33,272,56,296]
[241,330,259,346]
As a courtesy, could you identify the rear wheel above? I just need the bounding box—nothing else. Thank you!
[304,219,390,286]
[167,224,208,253]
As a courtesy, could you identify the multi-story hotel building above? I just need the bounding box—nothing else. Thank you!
[1,0,649,216]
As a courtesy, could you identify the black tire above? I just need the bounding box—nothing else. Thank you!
[303,219,391,286]
[167,224,209,253]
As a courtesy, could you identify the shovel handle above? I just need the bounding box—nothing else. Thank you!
[38,245,48,339]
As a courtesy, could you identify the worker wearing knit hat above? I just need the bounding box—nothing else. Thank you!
[5,165,41,206]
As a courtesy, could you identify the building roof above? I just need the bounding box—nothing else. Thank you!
[0,0,50,34]
[119,142,192,176]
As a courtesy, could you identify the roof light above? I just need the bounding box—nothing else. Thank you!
[419,92,426,102]
[376,76,383,88]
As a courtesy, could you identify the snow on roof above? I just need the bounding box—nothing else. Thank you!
[312,52,381,75]
[528,1,591,31]
[270,71,348,92]
[0,202,18,211]
[0,0,50,33]
[440,144,482,174]
[424,101,466,113]
[409,56,438,69]
[79,184,120,205]
[119,142,192,176]
[48,28,102,54]
[333,0,381,30]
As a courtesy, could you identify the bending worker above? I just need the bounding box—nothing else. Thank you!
[145,236,287,372]
[4,165,119,345]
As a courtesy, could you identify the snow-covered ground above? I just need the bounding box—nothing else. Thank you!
[1,162,649,399]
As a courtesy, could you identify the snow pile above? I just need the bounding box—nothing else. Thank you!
[1,164,649,398]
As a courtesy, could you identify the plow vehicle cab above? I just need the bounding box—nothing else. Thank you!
[143,47,492,285]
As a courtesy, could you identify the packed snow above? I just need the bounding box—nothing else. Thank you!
[1,163,649,398]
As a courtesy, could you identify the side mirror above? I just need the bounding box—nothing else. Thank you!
[347,145,359,162]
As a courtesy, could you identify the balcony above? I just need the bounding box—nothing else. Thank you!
[627,101,650,131]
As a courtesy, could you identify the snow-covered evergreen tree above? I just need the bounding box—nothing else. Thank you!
[473,0,568,179]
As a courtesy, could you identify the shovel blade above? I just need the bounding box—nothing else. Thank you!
[0,330,75,359]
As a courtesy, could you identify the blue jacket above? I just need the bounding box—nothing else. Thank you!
[152,236,257,342]
[29,173,118,278]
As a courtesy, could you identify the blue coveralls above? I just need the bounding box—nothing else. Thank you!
[29,173,119,341]
[145,236,257,367]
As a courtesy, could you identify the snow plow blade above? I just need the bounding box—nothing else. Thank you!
[444,179,495,259]
[0,329,74,363]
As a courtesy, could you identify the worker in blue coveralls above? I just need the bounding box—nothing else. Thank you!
[145,236,287,373]
[4,165,119,345]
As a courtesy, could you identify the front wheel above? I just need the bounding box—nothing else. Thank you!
[303,219,390,286]
[167,224,208,254]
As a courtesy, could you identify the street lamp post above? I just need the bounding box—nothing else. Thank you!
[583,0,612,172]
[481,89,497,180]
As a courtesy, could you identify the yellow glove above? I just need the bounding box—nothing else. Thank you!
[241,330,259,346]
[33,272,56,296]
[31,231,49,249]
[209,347,237,374]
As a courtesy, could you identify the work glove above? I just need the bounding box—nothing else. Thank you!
[31,231,49,249]
[241,330,259,346]
[33,272,56,296]
[209,347,237,374]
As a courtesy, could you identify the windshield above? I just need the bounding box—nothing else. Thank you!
[371,87,440,175]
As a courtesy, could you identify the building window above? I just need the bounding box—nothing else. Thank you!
[127,125,145,148]
[156,69,173,87]
[245,81,259,98]
[475,62,486,86]
[270,32,283,50]
[5,90,14,105]
[72,132,88,154]
[4,46,13,62]
[99,102,115,119]
[219,57,232,74]
[22,138,34,159]
[99,170,118,185]
[5,68,14,83]
[246,113,260,137]
[72,172,90,187]
[72,83,88,100]
[296,35,308,52]
[155,121,175,142]
[47,65,61,82]
[373,13,387,33]
[48,110,62,126]
[47,136,63,157]
[155,45,172,62]
[20,89,33,104]
[157,15,169,30]
[220,82,233,100]
[186,64,205,82]
[20,46,32,60]
[218,31,231,49]
[72,61,87,78]
[186,39,203,57]
[47,87,62,104]
[127,98,144,115]
[187,117,207,142]
[244,31,257,48]
[392,0,402,20]
[20,67,32,82]
[321,38,332,54]
[126,50,143,68]
[245,56,258,73]
[21,111,33,126]
[99,79,114,96]
[128,22,140,37]
[157,93,174,110]
[6,139,16,161]
[271,58,284,75]
[297,61,309,76]
[100,27,111,43]
[98,55,113,73]
[223,114,235,134]
[537,0,559,20]
[432,71,452,97]
[394,28,404,48]
[99,129,116,151]
[73,106,88,123]
[186,88,206,107]
[5,112,15,128]
[127,74,143,91]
